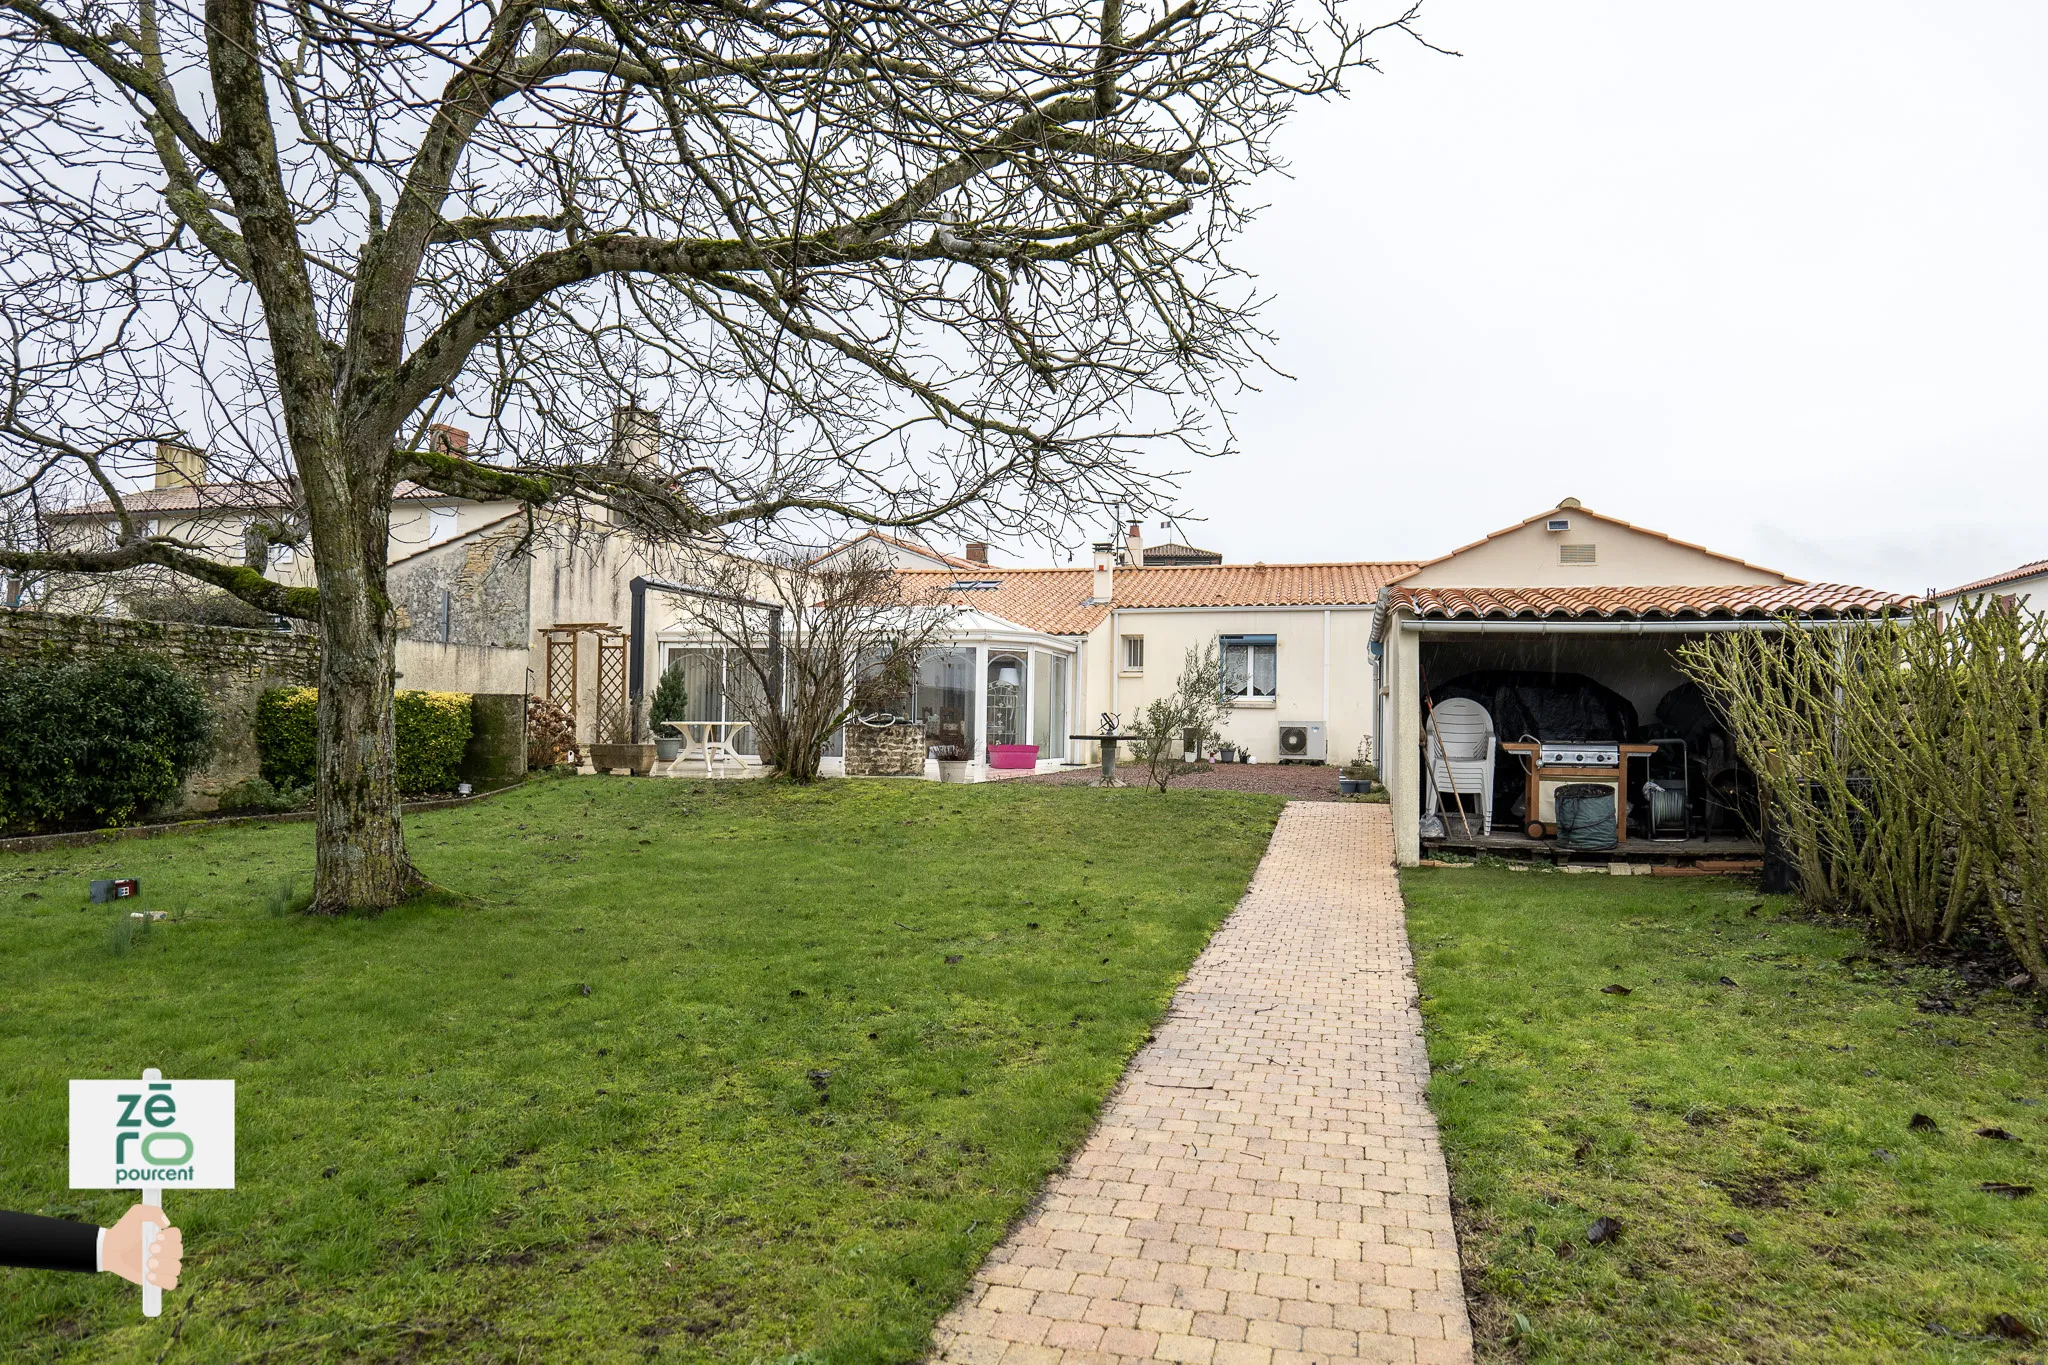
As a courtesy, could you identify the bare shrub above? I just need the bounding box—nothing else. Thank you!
[677,554,955,784]
[1679,604,2048,977]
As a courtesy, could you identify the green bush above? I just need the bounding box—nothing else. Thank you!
[256,686,474,796]
[0,653,214,833]
[650,661,690,729]
[255,686,320,788]
[215,775,313,814]
[396,690,473,794]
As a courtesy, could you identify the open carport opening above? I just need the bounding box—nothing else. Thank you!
[1418,631,1760,852]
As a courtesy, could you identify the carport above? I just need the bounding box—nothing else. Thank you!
[1370,584,1913,864]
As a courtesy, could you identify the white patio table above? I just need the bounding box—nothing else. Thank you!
[660,720,753,777]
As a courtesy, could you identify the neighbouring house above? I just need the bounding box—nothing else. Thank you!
[35,413,737,750]
[807,530,988,572]
[1932,558,2048,616]
[1141,540,1224,566]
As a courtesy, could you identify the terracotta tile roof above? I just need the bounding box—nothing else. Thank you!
[1381,583,1915,629]
[901,561,1422,635]
[1395,500,1803,585]
[52,479,457,517]
[1141,541,1223,566]
[1943,558,2048,597]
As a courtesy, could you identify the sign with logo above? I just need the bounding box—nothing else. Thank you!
[70,1075,235,1190]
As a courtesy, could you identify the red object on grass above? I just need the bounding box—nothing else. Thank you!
[988,744,1039,770]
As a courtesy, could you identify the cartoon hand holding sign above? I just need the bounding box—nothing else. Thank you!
[64,1067,234,1316]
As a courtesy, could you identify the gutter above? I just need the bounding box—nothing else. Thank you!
[1395,617,1877,635]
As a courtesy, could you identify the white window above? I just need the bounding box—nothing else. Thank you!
[1220,635,1277,699]
[1559,543,1597,565]
[1121,635,1145,672]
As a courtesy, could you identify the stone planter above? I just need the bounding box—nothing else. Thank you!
[589,742,655,775]
[937,760,972,783]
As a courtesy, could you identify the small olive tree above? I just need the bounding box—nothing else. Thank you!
[1129,644,1231,792]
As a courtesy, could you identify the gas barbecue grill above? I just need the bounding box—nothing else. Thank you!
[1502,738,1656,843]
[1538,742,1621,768]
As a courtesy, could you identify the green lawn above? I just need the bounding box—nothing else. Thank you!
[1402,865,2048,1364]
[0,777,1281,1363]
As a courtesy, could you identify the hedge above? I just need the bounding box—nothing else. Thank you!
[0,654,214,833]
[257,687,475,795]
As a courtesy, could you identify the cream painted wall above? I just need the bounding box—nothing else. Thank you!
[1935,569,2048,616]
[1404,514,1791,588]
[395,640,530,693]
[1073,606,1380,767]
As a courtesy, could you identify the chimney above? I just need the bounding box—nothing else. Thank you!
[964,542,989,565]
[427,424,470,457]
[1091,542,1115,603]
[154,441,207,490]
[1124,519,1143,567]
[609,404,661,471]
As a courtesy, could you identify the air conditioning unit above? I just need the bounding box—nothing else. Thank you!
[1276,721,1327,763]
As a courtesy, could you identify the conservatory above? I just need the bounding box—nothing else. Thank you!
[887,612,1080,778]
[652,608,1080,779]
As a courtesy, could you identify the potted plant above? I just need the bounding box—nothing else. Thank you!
[650,662,689,762]
[1340,739,1379,795]
[1217,742,1237,764]
[588,713,655,775]
[934,744,972,783]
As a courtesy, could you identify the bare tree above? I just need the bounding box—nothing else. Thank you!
[679,551,956,783]
[0,0,1445,908]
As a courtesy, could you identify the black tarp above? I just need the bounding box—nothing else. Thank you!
[1429,671,1640,823]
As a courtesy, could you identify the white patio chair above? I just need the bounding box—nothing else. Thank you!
[1424,697,1496,836]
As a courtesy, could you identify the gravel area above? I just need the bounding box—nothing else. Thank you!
[1013,762,1351,801]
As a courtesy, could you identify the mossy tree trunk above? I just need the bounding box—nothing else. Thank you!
[305,454,419,913]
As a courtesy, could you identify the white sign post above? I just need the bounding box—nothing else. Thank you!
[70,1067,235,1317]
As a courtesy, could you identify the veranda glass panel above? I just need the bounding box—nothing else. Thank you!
[915,649,975,755]
[987,652,1026,747]
[1032,652,1053,752]
[664,647,724,724]
[1032,652,1068,760]
[1048,654,1068,760]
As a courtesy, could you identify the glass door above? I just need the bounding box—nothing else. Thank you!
[987,653,1026,748]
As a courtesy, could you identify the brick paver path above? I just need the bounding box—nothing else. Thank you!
[930,802,1472,1365]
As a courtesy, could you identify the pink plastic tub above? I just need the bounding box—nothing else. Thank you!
[988,744,1040,770]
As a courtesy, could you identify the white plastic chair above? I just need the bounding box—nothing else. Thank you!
[1424,697,1496,836]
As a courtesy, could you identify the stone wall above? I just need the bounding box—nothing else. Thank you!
[0,610,320,808]
[846,719,926,777]
[389,518,532,649]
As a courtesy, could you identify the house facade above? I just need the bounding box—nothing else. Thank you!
[34,458,1915,837]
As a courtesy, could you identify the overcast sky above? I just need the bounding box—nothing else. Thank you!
[1049,0,2047,593]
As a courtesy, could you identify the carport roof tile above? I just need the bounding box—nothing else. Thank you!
[1383,582,1917,625]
